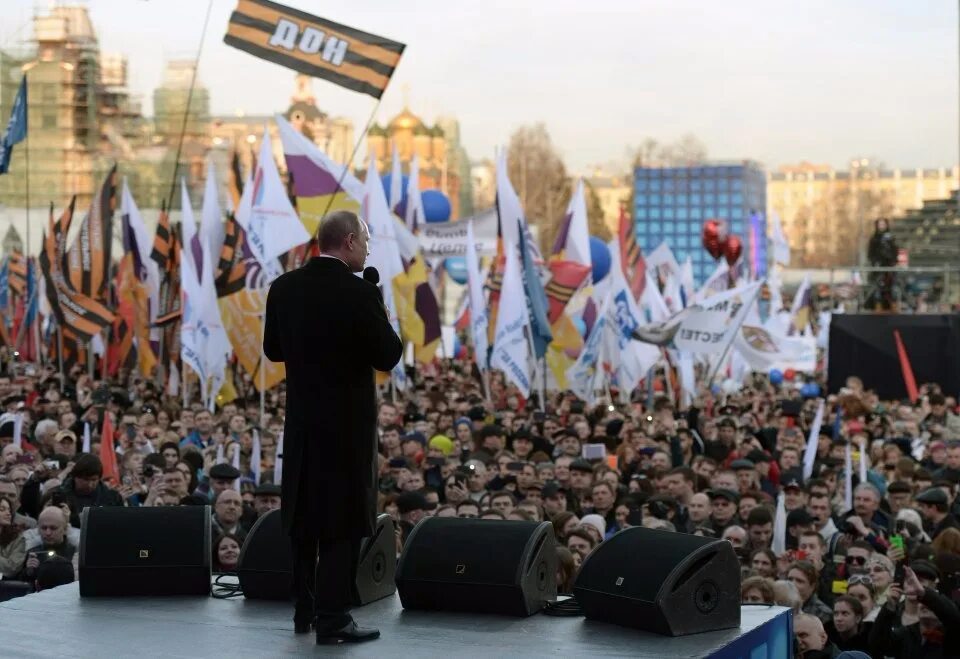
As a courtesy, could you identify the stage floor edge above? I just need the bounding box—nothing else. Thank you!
[0,583,792,658]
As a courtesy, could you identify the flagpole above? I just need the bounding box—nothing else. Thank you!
[315,98,382,222]
[24,106,30,259]
[57,326,63,377]
[164,0,214,212]
[259,311,266,425]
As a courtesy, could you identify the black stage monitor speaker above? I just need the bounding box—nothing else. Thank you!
[395,517,556,617]
[238,510,396,605]
[573,527,740,636]
[79,506,211,597]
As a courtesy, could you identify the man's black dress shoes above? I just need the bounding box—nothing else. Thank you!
[315,620,381,645]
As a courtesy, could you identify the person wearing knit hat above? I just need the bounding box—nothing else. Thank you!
[428,435,454,457]
[452,417,473,447]
[580,514,607,544]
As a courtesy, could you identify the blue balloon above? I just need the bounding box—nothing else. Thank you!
[452,335,461,358]
[769,368,784,386]
[589,236,611,282]
[444,257,468,285]
[572,315,587,338]
[380,174,410,207]
[710,383,721,396]
[422,190,452,223]
[801,382,821,398]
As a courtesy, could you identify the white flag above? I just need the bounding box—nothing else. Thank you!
[558,179,592,268]
[180,178,200,274]
[251,430,262,486]
[844,441,853,512]
[803,400,825,480]
[680,256,695,308]
[490,241,532,398]
[670,282,762,355]
[859,441,868,485]
[274,431,284,485]
[200,159,225,257]
[770,210,790,266]
[466,220,489,371]
[496,150,540,262]
[405,155,425,233]
[695,260,730,304]
[772,491,787,555]
[389,143,403,212]
[121,178,161,324]
[12,413,22,449]
[232,441,241,492]
[82,422,91,453]
[237,125,309,269]
[567,294,609,404]
[791,273,811,319]
[215,442,225,465]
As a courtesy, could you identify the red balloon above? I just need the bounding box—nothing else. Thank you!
[701,220,726,259]
[783,368,796,382]
[723,235,743,266]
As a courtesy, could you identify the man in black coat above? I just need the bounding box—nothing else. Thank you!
[264,210,403,645]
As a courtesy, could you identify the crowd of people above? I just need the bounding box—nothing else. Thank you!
[0,351,959,658]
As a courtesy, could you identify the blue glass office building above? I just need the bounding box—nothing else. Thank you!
[633,162,767,284]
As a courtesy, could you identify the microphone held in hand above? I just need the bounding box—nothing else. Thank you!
[363,266,383,301]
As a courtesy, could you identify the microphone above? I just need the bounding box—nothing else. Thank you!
[363,266,383,302]
[362,266,380,286]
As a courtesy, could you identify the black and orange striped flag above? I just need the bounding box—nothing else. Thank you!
[39,197,115,342]
[65,165,117,302]
[223,0,405,99]
[215,214,248,298]
[618,202,645,300]
[151,203,182,326]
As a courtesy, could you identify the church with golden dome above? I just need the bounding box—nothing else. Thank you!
[367,106,464,219]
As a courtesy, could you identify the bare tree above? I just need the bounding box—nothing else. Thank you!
[792,186,895,267]
[584,180,612,241]
[507,123,572,252]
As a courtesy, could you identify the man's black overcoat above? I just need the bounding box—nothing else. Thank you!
[264,257,403,540]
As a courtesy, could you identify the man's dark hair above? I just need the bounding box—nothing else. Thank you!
[667,466,696,484]
[592,481,615,497]
[318,210,363,252]
[456,501,479,513]
[159,441,180,455]
[566,526,596,548]
[72,454,103,479]
[383,424,404,435]
[805,478,828,495]
[746,506,774,527]
[490,491,516,505]
[929,393,946,407]
[480,508,505,519]
[143,453,166,470]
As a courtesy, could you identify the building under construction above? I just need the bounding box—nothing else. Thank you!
[0,5,147,211]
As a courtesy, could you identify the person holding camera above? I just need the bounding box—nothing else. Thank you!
[19,507,75,581]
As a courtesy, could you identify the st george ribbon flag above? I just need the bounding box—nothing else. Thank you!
[224,0,405,99]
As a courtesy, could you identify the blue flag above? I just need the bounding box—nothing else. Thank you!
[0,258,8,319]
[24,257,38,328]
[517,220,552,359]
[0,75,28,175]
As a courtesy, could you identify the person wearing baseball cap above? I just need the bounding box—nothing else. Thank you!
[916,487,960,541]
[707,488,740,535]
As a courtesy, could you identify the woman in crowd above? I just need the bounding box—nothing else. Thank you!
[741,576,775,604]
[0,497,25,578]
[551,511,580,543]
[555,546,576,594]
[846,576,880,623]
[826,595,871,652]
[866,554,895,610]
[750,548,777,579]
[212,533,241,574]
[932,527,960,600]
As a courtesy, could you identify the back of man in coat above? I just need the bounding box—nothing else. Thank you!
[264,210,403,645]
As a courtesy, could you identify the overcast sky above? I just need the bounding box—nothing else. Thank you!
[2,0,958,173]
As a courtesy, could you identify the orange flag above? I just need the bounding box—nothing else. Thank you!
[893,330,919,403]
[99,413,120,485]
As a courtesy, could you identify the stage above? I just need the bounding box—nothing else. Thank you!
[0,583,792,658]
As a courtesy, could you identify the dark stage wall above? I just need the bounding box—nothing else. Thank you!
[828,314,960,399]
